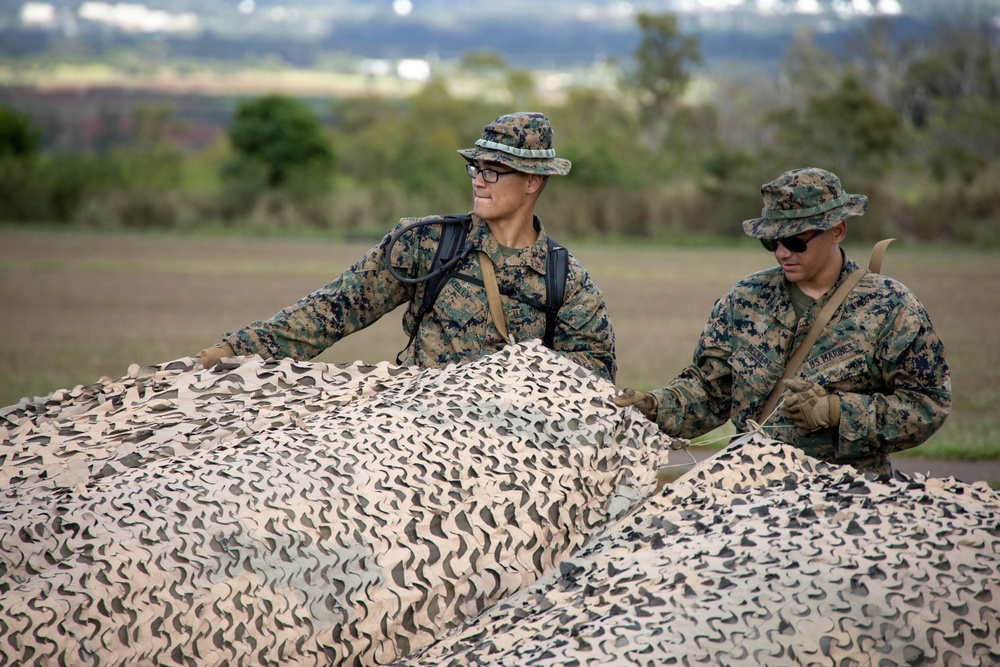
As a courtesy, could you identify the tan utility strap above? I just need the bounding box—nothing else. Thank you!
[759,238,894,421]
[867,237,893,274]
[477,251,511,343]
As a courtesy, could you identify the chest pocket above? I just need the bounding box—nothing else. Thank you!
[493,263,549,343]
[504,297,545,341]
[432,278,487,332]
[730,342,785,420]
[804,340,872,389]
[732,340,784,381]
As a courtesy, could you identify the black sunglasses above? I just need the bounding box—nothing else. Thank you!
[760,229,825,253]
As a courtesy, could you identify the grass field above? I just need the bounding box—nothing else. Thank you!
[1,228,997,461]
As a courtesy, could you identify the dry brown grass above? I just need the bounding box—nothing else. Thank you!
[1,229,997,459]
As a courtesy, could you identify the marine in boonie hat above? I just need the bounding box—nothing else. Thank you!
[458,112,572,176]
[742,167,868,239]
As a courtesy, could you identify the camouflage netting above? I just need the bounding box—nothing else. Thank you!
[3,341,999,667]
[399,435,1000,667]
[0,340,679,666]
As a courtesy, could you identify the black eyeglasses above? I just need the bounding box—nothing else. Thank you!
[760,229,825,253]
[466,164,519,183]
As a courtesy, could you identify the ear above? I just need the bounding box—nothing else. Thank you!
[525,173,547,195]
[830,221,847,243]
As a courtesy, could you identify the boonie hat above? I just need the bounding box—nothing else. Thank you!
[458,112,572,176]
[742,167,868,239]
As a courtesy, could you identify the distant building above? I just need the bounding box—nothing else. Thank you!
[397,59,431,82]
[361,59,393,78]
[20,2,57,28]
[77,2,198,34]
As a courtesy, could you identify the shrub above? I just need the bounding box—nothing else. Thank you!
[224,95,335,193]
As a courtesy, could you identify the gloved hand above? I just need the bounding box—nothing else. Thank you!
[780,379,840,434]
[613,388,657,422]
[195,342,235,369]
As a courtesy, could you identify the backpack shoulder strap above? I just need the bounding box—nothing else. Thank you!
[395,214,471,364]
[543,236,569,349]
[868,238,894,273]
[421,216,470,312]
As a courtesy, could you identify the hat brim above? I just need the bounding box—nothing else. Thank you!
[742,194,868,239]
[457,147,571,176]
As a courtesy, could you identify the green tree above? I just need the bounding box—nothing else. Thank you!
[331,79,493,199]
[224,94,335,191]
[112,104,182,191]
[551,89,644,187]
[390,78,486,194]
[505,69,537,109]
[778,30,843,101]
[0,106,42,158]
[330,95,404,185]
[625,12,702,149]
[765,72,903,179]
[0,106,40,222]
[898,17,1000,182]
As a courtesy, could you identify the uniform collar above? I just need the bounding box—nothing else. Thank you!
[813,247,861,308]
[773,247,861,328]
[469,215,551,274]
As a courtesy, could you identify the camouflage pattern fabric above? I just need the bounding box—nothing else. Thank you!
[0,340,671,666]
[223,215,616,381]
[398,434,1000,667]
[651,253,950,469]
[742,167,868,239]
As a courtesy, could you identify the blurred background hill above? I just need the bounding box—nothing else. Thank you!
[1,0,986,69]
[1,0,999,243]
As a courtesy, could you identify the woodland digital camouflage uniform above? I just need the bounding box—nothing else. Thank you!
[223,214,617,381]
[649,253,951,471]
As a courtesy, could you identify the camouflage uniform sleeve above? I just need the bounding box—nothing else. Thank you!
[650,293,735,438]
[553,257,617,382]
[835,290,951,458]
[222,222,420,360]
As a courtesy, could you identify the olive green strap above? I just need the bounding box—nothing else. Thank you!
[477,251,511,343]
[758,238,894,421]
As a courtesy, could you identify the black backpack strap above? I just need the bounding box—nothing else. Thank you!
[422,216,470,312]
[395,221,567,362]
[543,236,568,349]
[395,214,472,364]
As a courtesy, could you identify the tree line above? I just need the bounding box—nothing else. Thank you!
[1,12,998,246]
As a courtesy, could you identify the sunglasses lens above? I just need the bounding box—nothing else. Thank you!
[782,238,807,252]
[760,236,808,252]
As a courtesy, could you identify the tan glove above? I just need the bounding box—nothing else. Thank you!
[613,388,658,422]
[780,379,841,434]
[195,342,236,369]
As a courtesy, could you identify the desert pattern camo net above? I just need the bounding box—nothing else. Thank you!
[0,339,678,666]
[399,435,1000,667]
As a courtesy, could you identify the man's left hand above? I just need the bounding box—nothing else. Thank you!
[613,388,657,422]
[780,379,841,434]
[196,342,236,369]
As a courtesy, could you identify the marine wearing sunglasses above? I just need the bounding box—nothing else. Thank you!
[760,228,825,253]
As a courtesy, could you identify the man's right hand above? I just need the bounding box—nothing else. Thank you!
[195,342,236,369]
[613,388,657,422]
